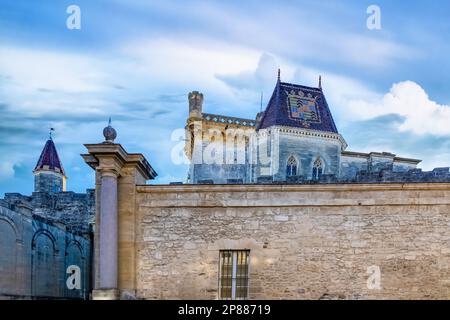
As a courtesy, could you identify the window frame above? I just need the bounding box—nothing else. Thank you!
[286,156,298,177]
[218,250,250,300]
[312,157,324,180]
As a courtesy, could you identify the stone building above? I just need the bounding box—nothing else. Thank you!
[84,112,450,300]
[4,73,449,300]
[0,136,94,299]
[185,72,429,184]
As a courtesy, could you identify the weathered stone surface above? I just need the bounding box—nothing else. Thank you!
[131,183,450,300]
[0,195,93,299]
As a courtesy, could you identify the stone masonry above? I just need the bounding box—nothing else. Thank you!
[134,183,450,299]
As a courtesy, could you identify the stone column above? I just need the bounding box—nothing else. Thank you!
[98,169,119,291]
[82,140,157,300]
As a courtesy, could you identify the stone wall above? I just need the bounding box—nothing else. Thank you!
[4,190,95,233]
[273,132,341,181]
[0,202,92,299]
[0,190,94,299]
[34,172,64,193]
[133,183,450,300]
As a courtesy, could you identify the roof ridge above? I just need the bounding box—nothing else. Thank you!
[280,81,321,91]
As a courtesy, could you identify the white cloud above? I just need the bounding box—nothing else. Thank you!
[214,52,383,121]
[216,53,277,92]
[0,46,107,93]
[347,81,450,136]
[215,53,450,140]
[0,162,15,180]
[120,37,260,90]
[137,1,416,68]
[0,46,119,117]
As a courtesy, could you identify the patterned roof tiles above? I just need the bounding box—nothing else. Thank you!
[257,79,339,133]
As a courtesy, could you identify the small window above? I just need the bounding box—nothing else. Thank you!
[312,157,323,180]
[286,156,297,177]
[219,250,250,300]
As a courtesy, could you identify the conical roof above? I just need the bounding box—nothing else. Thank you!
[34,138,66,175]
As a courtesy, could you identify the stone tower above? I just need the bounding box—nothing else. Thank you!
[185,90,256,184]
[251,73,347,182]
[33,135,67,193]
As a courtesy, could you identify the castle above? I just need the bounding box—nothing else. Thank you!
[0,134,94,299]
[81,74,450,300]
[2,74,450,300]
[185,72,450,184]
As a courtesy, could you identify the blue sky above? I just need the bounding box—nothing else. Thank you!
[1,0,450,196]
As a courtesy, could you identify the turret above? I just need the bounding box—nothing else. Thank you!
[33,131,66,193]
[188,91,203,118]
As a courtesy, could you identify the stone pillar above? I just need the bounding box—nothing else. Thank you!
[82,142,157,300]
[98,170,119,290]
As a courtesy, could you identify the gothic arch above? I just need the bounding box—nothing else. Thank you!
[31,229,58,252]
[66,240,83,256]
[0,217,19,294]
[31,230,59,297]
[0,215,19,239]
[312,156,324,180]
[286,155,299,177]
[65,240,85,298]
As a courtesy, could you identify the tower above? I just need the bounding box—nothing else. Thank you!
[184,90,256,184]
[252,72,347,182]
[33,133,67,193]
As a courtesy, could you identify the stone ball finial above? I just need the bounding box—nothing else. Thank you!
[103,117,117,143]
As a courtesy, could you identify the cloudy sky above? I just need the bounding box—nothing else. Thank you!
[1,0,450,196]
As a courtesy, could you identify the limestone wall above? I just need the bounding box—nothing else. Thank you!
[133,183,450,300]
[274,133,341,181]
[0,200,92,299]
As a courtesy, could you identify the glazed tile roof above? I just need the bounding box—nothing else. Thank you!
[257,79,339,133]
[34,139,66,175]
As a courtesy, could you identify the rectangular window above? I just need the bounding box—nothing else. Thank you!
[219,250,250,300]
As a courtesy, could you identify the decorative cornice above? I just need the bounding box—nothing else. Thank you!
[259,126,347,150]
[81,143,157,180]
[201,113,256,127]
[342,151,421,164]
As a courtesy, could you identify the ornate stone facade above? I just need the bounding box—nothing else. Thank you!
[184,74,447,185]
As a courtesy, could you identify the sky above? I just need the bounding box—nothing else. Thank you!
[1,0,450,196]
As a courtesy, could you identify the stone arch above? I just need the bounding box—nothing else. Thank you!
[0,217,19,294]
[312,156,324,180]
[0,215,19,239]
[31,229,57,251]
[286,155,299,177]
[65,240,85,298]
[31,230,59,297]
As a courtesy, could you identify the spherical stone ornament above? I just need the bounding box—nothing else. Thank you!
[103,125,117,143]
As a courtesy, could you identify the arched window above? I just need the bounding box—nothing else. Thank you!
[312,157,323,180]
[286,156,297,177]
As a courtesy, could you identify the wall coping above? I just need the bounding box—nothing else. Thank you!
[136,182,450,193]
